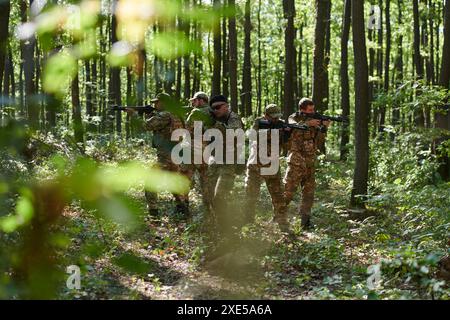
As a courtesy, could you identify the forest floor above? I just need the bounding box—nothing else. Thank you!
[52,140,449,300]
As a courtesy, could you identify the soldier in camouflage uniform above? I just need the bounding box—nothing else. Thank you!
[208,95,244,240]
[244,104,288,229]
[284,98,330,229]
[185,92,215,213]
[129,93,191,216]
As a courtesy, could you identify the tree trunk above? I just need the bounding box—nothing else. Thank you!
[298,23,304,99]
[242,0,252,116]
[85,60,94,131]
[222,4,229,98]
[71,73,84,145]
[126,67,132,140]
[392,0,403,128]
[379,0,391,134]
[312,0,330,113]
[0,0,10,97]
[413,0,425,127]
[413,0,424,80]
[340,0,351,161]
[306,47,310,96]
[350,0,370,208]
[136,49,145,105]
[436,1,441,83]
[183,0,191,100]
[212,0,222,97]
[323,0,331,110]
[368,27,374,130]
[21,0,38,130]
[110,10,122,134]
[2,48,12,117]
[176,56,182,100]
[228,0,238,112]
[283,0,296,119]
[435,0,450,181]
[429,0,436,84]
[257,0,262,115]
[192,5,201,94]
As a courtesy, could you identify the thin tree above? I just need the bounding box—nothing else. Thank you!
[21,0,38,129]
[298,23,304,100]
[0,0,10,97]
[242,0,252,116]
[256,0,262,115]
[282,0,296,119]
[312,0,330,113]
[379,0,391,134]
[222,1,229,98]
[85,60,94,132]
[392,0,403,128]
[183,0,192,100]
[71,72,84,146]
[340,0,351,161]
[110,4,122,134]
[212,0,222,97]
[228,0,238,112]
[413,0,425,127]
[435,0,450,181]
[350,0,370,207]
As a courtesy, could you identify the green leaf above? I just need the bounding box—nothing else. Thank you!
[107,41,134,67]
[43,51,77,97]
[97,161,190,195]
[149,31,201,60]
[0,195,34,233]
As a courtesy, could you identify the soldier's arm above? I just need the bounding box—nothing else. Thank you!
[225,115,243,130]
[288,114,302,125]
[145,112,171,131]
[187,109,213,127]
[252,119,259,130]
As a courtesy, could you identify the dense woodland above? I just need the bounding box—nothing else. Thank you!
[0,0,449,299]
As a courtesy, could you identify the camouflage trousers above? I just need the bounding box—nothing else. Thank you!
[207,164,238,238]
[145,154,192,212]
[188,163,212,213]
[244,165,287,223]
[283,161,316,218]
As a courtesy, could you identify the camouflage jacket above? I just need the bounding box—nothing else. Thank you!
[248,117,285,167]
[212,111,244,165]
[145,110,184,158]
[186,104,215,131]
[286,112,326,165]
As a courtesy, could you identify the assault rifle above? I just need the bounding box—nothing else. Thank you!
[258,119,309,131]
[297,112,349,123]
[110,105,156,115]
